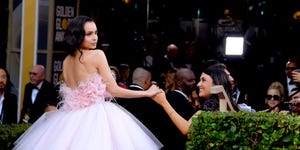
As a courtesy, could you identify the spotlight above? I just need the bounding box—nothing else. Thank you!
[225,36,244,56]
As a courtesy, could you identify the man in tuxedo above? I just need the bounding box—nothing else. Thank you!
[117,67,171,149]
[165,67,197,150]
[20,65,59,123]
[283,58,299,97]
[0,67,18,124]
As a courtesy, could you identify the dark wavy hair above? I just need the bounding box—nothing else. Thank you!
[0,67,13,92]
[202,67,232,100]
[204,67,241,110]
[63,15,94,56]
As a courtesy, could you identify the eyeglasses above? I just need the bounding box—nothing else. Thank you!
[285,67,296,71]
[265,95,280,100]
[29,72,38,75]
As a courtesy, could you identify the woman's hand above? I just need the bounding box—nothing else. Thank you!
[146,84,162,97]
[44,105,57,112]
[151,89,167,106]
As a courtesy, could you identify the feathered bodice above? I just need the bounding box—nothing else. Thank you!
[59,73,112,110]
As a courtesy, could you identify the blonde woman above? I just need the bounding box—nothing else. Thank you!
[263,81,286,113]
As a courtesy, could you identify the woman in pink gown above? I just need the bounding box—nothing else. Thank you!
[13,15,163,150]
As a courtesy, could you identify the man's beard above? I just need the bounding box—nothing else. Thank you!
[0,83,5,91]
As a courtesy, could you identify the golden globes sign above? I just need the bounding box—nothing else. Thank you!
[54,6,74,43]
[52,0,77,85]
[53,0,77,50]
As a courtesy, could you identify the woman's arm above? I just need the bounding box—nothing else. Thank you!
[152,90,195,135]
[93,50,161,98]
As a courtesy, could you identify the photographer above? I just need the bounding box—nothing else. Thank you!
[289,88,300,115]
[291,69,300,84]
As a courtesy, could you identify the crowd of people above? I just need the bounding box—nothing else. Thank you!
[0,15,299,149]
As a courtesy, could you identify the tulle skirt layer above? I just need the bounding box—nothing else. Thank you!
[13,101,163,150]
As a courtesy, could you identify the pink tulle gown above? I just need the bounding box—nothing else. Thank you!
[13,73,163,150]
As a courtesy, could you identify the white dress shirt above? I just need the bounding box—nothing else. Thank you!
[287,77,297,96]
[0,92,4,124]
[31,81,43,103]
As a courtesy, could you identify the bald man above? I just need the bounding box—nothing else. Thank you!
[20,65,59,123]
[117,67,171,149]
[165,67,197,150]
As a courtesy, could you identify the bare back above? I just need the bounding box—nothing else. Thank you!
[63,50,104,89]
[62,49,159,99]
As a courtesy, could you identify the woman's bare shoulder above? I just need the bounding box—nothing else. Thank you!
[90,49,104,55]
[62,55,71,65]
[89,49,106,61]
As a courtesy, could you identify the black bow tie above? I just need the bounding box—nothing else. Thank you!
[33,86,39,90]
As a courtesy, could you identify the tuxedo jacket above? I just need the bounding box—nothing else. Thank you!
[117,84,172,149]
[165,90,196,150]
[20,80,59,123]
[166,90,196,119]
[1,92,18,124]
